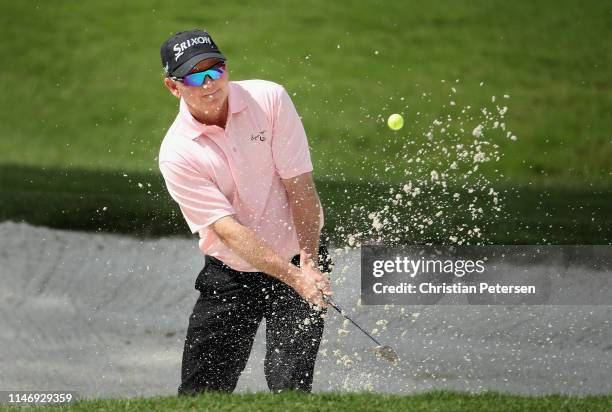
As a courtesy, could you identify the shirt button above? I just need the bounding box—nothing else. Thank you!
[232,146,237,152]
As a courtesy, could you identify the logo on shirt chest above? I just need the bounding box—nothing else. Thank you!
[249,130,267,142]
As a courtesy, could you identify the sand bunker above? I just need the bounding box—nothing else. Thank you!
[1,221,610,399]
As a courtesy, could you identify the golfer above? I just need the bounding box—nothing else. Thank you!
[158,29,333,395]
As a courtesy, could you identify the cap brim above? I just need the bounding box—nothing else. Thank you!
[172,52,226,77]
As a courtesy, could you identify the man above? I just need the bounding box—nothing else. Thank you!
[158,29,333,395]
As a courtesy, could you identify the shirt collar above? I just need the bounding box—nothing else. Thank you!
[178,82,248,140]
[228,82,248,114]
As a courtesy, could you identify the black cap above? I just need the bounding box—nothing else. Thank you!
[160,29,225,78]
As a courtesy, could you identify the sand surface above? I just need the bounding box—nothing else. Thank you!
[1,221,610,399]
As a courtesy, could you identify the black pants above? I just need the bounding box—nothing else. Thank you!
[178,245,332,395]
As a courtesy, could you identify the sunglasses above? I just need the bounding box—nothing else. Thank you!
[172,61,226,87]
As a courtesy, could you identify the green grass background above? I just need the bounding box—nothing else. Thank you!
[0,0,610,243]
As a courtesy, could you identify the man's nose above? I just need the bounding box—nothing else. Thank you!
[202,76,215,88]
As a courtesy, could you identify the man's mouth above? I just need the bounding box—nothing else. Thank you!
[202,89,219,97]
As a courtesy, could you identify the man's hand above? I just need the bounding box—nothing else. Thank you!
[287,250,332,308]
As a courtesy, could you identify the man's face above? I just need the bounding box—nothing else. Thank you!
[163,58,229,113]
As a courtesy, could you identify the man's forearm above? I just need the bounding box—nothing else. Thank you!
[289,194,322,260]
[212,214,329,307]
[282,172,323,262]
[213,217,301,285]
[281,173,323,261]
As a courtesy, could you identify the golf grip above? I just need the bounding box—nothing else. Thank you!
[323,296,383,346]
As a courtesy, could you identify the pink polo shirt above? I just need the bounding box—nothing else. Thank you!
[159,80,323,272]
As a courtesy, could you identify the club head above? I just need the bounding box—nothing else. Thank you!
[373,345,399,363]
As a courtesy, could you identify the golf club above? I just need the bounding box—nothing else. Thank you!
[323,296,399,363]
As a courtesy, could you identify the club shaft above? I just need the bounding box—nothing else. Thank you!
[327,298,382,346]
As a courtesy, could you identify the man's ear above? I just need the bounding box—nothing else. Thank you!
[163,78,181,99]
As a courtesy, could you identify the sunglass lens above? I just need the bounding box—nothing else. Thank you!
[183,72,206,87]
[183,63,225,87]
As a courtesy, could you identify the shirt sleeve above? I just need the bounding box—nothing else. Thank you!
[159,160,236,234]
[271,86,314,179]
